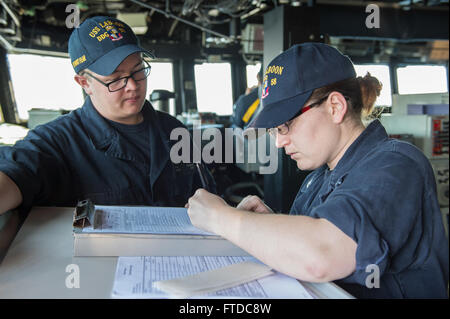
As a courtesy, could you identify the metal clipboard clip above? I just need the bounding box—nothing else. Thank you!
[73,199,96,229]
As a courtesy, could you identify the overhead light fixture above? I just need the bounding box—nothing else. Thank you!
[116,12,148,35]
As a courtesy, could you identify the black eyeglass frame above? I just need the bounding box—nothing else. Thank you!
[82,60,151,92]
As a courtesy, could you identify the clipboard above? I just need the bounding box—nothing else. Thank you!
[71,200,249,257]
[72,199,97,230]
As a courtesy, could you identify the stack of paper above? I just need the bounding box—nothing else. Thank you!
[111,256,314,299]
[153,261,274,298]
[73,205,249,257]
[82,206,214,235]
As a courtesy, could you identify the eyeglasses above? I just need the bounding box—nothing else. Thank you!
[268,94,330,137]
[83,61,151,92]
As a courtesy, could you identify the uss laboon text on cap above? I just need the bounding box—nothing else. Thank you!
[68,16,154,76]
[247,42,357,129]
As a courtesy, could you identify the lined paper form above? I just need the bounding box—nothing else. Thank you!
[111,256,313,299]
[81,205,214,236]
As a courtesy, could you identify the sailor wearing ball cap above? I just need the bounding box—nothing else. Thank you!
[187,42,448,299]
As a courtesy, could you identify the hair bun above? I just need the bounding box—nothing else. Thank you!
[357,72,383,116]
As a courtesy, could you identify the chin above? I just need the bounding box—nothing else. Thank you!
[295,160,316,171]
[123,100,144,112]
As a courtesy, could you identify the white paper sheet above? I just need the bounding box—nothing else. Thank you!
[81,205,214,236]
[111,256,313,299]
[154,261,274,298]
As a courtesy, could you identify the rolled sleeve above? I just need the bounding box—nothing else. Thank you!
[0,146,41,210]
[312,194,390,285]
[0,126,70,210]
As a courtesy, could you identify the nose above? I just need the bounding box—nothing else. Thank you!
[275,132,290,149]
[125,76,139,91]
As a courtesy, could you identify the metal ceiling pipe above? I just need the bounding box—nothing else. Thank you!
[0,8,8,26]
[130,0,235,42]
[0,2,21,46]
[0,2,20,27]
[0,33,13,51]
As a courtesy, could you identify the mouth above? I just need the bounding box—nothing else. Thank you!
[286,151,297,156]
[124,96,139,103]
[286,152,298,159]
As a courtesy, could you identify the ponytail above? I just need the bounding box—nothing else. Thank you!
[357,72,382,118]
[308,72,383,121]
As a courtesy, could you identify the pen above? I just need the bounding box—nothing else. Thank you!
[195,163,208,191]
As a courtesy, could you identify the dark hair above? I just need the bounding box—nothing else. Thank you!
[308,72,382,120]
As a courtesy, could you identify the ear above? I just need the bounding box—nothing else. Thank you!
[327,92,347,124]
[74,74,92,95]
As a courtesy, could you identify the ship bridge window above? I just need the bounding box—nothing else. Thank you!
[246,63,262,89]
[397,65,448,95]
[194,62,233,115]
[7,54,85,120]
[7,54,175,121]
[147,61,174,93]
[146,61,174,112]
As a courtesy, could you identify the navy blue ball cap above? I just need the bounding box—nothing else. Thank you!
[68,16,154,76]
[247,42,356,129]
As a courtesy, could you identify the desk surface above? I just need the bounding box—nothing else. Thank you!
[0,207,353,299]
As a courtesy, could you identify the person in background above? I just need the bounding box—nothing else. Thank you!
[186,42,449,298]
[0,16,215,216]
[231,66,263,129]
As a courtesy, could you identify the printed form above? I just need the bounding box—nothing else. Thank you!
[111,256,313,299]
[81,205,214,236]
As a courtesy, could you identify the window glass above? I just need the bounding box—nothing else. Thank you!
[146,62,174,114]
[7,55,176,120]
[246,63,262,89]
[396,65,448,94]
[146,62,174,94]
[7,54,84,120]
[354,64,392,106]
[194,63,233,115]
